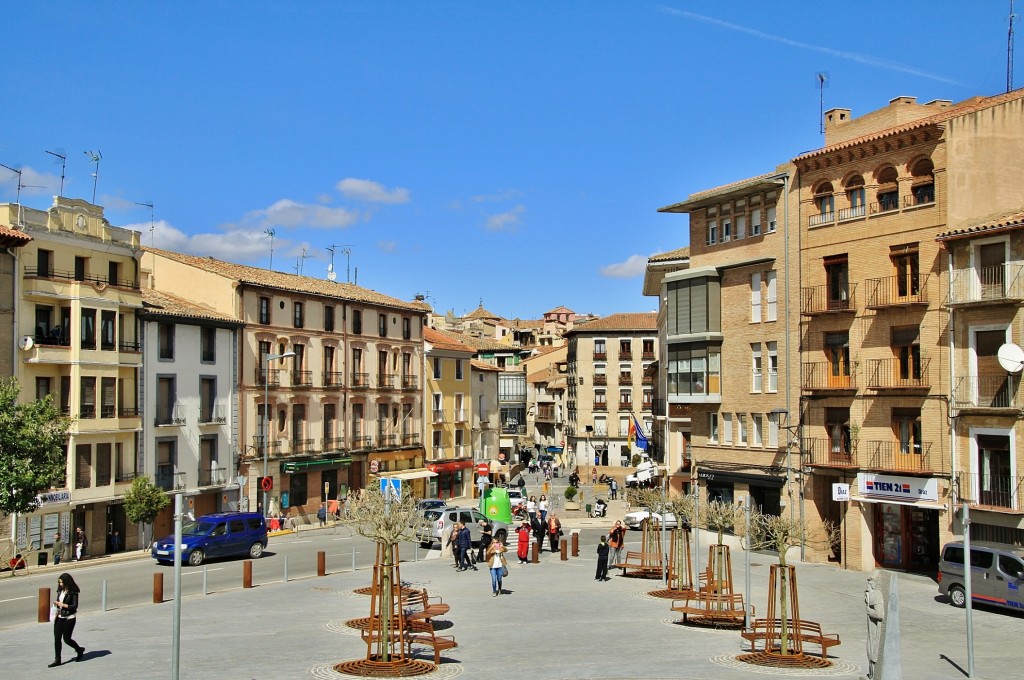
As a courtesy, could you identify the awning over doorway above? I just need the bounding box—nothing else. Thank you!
[852,495,946,510]
[280,456,352,474]
[426,460,474,474]
[379,469,438,481]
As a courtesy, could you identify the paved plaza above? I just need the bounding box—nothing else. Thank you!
[0,524,1017,679]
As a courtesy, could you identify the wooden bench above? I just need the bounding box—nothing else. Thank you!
[741,618,841,658]
[671,592,748,624]
[406,619,458,664]
[405,589,450,623]
[612,551,666,578]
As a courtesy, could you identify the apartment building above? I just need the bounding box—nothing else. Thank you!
[470,359,502,478]
[5,198,143,557]
[139,289,242,537]
[424,327,476,499]
[141,248,430,516]
[523,346,569,467]
[566,313,658,469]
[659,172,799,517]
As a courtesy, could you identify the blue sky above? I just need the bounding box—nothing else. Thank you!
[2,2,1017,318]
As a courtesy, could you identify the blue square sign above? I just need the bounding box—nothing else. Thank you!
[379,477,401,500]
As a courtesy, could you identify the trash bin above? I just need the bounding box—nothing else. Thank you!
[585,504,592,516]
[37,552,48,567]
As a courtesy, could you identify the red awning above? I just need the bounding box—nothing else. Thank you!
[427,460,474,473]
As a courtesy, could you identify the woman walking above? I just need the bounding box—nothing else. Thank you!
[596,536,610,581]
[477,520,493,563]
[547,512,562,553]
[485,537,507,596]
[50,573,85,667]
[515,520,531,564]
[538,495,549,524]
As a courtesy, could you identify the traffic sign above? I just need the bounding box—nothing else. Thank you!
[260,477,273,491]
[379,477,401,500]
[369,459,379,473]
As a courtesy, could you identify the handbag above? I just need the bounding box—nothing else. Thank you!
[501,565,508,578]
[49,605,57,622]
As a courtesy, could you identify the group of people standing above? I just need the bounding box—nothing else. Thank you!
[51,528,90,565]
[513,510,563,562]
[595,520,626,581]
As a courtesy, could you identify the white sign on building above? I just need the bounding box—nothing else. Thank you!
[856,473,938,502]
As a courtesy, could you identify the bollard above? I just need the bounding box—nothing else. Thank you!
[352,545,357,572]
[531,540,539,564]
[38,587,51,623]
[571,531,579,557]
[153,573,164,604]
[102,580,108,612]
[284,555,289,583]
[243,560,253,589]
[317,550,326,577]
[203,565,208,595]
[560,538,568,561]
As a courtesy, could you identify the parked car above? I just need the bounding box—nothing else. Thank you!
[506,488,526,509]
[938,540,1024,612]
[152,512,268,566]
[623,509,678,530]
[415,506,509,548]
[416,499,447,511]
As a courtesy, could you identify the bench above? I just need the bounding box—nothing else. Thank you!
[406,619,458,664]
[741,618,841,658]
[612,551,667,578]
[671,592,748,624]
[405,589,450,623]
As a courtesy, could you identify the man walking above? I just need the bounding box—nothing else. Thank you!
[456,522,476,571]
[73,528,88,561]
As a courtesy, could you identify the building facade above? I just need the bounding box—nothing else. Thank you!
[424,327,476,499]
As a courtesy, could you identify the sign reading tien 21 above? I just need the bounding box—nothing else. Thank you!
[857,473,938,502]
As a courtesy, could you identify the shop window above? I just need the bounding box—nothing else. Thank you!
[289,473,308,507]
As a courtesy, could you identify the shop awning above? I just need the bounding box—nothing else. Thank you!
[280,456,352,474]
[379,469,438,481]
[427,460,474,473]
[545,446,564,454]
[852,495,946,510]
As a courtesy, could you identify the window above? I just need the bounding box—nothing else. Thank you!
[619,389,632,408]
[158,322,174,360]
[767,342,778,392]
[100,310,116,350]
[666,276,721,335]
[288,473,308,507]
[100,377,116,418]
[619,416,630,438]
[735,214,746,240]
[323,403,336,443]
[709,413,719,443]
[976,434,1011,507]
[738,414,748,445]
[402,316,411,340]
[723,413,733,444]
[892,326,922,383]
[667,343,721,396]
[707,220,718,245]
[826,407,852,456]
[378,313,388,337]
[892,245,920,300]
[751,208,762,236]
[619,339,632,357]
[37,249,53,277]
[258,297,270,325]
[455,359,464,380]
[722,219,732,242]
[642,338,655,356]
[846,176,866,218]
[594,389,607,409]
[814,183,835,222]
[876,166,899,212]
[767,411,779,447]
[36,377,52,401]
[201,327,216,363]
[156,376,176,425]
[594,416,607,437]
[352,309,362,334]
[824,255,850,310]
[826,332,851,388]
[766,205,777,233]
[74,256,86,282]
[432,357,442,380]
[81,309,96,350]
[752,414,763,447]
[892,408,922,455]
[765,271,777,321]
[80,377,96,418]
[619,362,632,383]
[594,339,607,357]
[324,305,335,332]
[293,302,304,328]
[96,443,112,486]
[751,343,763,392]
[751,273,762,322]
[911,158,935,205]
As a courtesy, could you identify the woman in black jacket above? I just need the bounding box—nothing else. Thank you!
[50,572,85,667]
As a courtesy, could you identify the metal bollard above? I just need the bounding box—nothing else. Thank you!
[38,587,51,623]
[560,538,568,561]
[571,531,579,557]
[284,555,289,583]
[243,560,253,589]
[317,550,326,577]
[101,580,108,612]
[531,540,539,564]
[203,565,208,595]
[153,573,164,603]
[352,545,357,572]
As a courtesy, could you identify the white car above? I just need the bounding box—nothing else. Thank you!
[623,509,678,530]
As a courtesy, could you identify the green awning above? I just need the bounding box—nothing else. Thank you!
[280,456,352,473]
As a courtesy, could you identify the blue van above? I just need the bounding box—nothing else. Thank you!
[152,512,268,566]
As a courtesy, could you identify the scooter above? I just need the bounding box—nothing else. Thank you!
[591,499,608,518]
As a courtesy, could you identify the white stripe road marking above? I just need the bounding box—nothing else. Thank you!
[0,596,33,604]
[288,540,313,543]
[181,568,223,576]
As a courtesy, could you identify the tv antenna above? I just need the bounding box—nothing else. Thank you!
[265,228,276,270]
[326,244,353,283]
[294,247,310,275]
[135,201,155,246]
[816,72,829,136]
[1009,0,1018,92]
[45,149,67,197]
[0,162,43,226]
[84,150,102,203]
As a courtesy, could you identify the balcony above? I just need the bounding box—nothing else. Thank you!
[119,405,140,418]
[864,275,928,309]
[870,197,900,215]
[198,466,228,486]
[641,375,654,385]
[619,351,632,361]
[402,432,420,446]
[115,471,137,484]
[352,435,373,450]
[642,351,655,360]
[291,370,313,388]
[866,358,931,391]
[838,205,866,221]
[904,187,935,209]
[808,211,835,227]
[956,472,1024,512]
[256,368,281,387]
[154,404,187,426]
[453,409,467,423]
[350,372,370,389]
[99,404,117,418]
[863,441,944,474]
[801,284,857,315]
[198,405,228,424]
[402,375,418,391]
[948,264,1024,306]
[377,373,396,389]
[79,404,96,419]
[23,265,141,290]
[432,409,446,424]
[953,375,1019,411]
[641,400,654,411]
[501,424,527,435]
[323,371,345,387]
[619,401,633,411]
[537,407,555,423]
[802,362,858,392]
[378,433,397,448]
[155,466,186,491]
[619,373,633,383]
[593,352,607,360]
[322,436,345,452]
[251,437,282,458]
[593,403,608,412]
[593,374,607,386]
[803,438,857,468]
[432,446,445,459]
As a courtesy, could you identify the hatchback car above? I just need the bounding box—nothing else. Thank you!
[152,512,268,566]
[623,509,678,530]
[415,506,509,548]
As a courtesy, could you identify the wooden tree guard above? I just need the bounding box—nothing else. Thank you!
[649,528,695,599]
[670,543,746,628]
[334,543,434,677]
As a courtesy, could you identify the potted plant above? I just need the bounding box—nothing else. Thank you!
[564,485,580,510]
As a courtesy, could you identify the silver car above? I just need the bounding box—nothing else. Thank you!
[415,506,509,548]
[623,509,678,530]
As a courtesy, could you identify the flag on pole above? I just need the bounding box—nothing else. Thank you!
[631,413,649,451]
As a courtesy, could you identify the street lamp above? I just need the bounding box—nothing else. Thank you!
[769,407,804,559]
[262,350,296,516]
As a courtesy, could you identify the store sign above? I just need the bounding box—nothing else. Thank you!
[832,483,850,502]
[35,491,71,506]
[857,473,938,502]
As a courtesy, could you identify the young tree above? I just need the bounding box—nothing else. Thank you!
[123,476,170,546]
[0,378,71,517]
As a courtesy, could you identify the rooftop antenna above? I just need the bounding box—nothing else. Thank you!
[45,149,67,197]
[1009,0,1018,93]
[84,150,102,204]
[816,72,829,136]
[0,162,43,226]
[135,201,155,246]
[264,228,276,270]
[294,247,309,275]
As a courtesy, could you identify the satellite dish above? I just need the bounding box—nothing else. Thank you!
[327,270,337,282]
[997,343,1024,373]
[19,336,34,351]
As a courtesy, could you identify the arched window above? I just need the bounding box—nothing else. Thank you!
[875,167,899,213]
[811,182,835,226]
[844,174,866,219]
[910,158,935,206]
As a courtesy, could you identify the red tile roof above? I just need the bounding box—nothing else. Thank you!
[470,359,503,372]
[464,304,503,321]
[567,312,658,334]
[936,210,1024,243]
[424,327,474,353]
[648,246,690,263]
[141,289,239,323]
[0,225,31,246]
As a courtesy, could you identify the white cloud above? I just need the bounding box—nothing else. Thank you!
[246,198,361,230]
[336,178,410,204]
[378,240,398,253]
[600,255,649,279]
[485,205,525,232]
[127,219,279,263]
[0,165,60,197]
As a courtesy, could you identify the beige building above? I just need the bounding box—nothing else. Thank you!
[566,313,658,469]
[423,327,476,500]
[5,198,143,558]
[141,248,430,516]
[523,345,569,466]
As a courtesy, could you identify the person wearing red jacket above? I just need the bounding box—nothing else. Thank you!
[515,521,531,564]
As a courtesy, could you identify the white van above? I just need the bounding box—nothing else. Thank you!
[938,540,1024,613]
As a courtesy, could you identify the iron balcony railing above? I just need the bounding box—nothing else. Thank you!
[402,375,418,390]
[323,371,345,387]
[24,266,141,289]
[199,405,227,424]
[866,358,930,390]
[432,409,446,424]
[292,370,313,387]
[948,264,1024,305]
[251,437,282,457]
[953,375,1018,409]
[864,440,944,473]
[501,424,527,435]
[803,438,857,467]
[808,210,835,227]
[199,466,228,486]
[376,373,395,389]
[593,352,607,360]
[402,432,420,446]
[322,436,345,451]
[956,471,1024,512]
[802,362,858,391]
[864,274,928,308]
[378,433,397,447]
[350,372,370,388]
[255,368,281,387]
[155,466,186,491]
[801,283,857,314]
[838,205,866,221]
[904,187,935,208]
[290,438,314,455]
[593,374,607,386]
[154,404,187,426]
[352,436,373,450]
[119,340,141,352]
[619,372,633,383]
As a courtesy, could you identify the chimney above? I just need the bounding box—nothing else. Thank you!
[824,107,851,131]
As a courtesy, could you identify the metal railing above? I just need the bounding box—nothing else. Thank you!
[838,205,866,221]
[432,409,446,424]
[323,371,344,387]
[378,433,397,447]
[593,352,607,360]
[155,466,186,491]
[402,375,418,390]
[119,340,141,352]
[953,375,1018,409]
[501,425,527,435]
[255,368,281,387]
[322,436,344,451]
[870,197,900,214]
[119,406,140,417]
[23,266,140,289]
[251,437,282,457]
[801,283,857,314]
[291,370,313,387]
[904,187,935,207]
[864,440,943,473]
[619,372,633,383]
[99,405,117,418]
[866,357,930,389]
[802,362,858,391]
[593,374,607,386]
[350,372,370,388]
[808,211,835,227]
[803,438,857,467]
[199,466,228,486]
[290,438,314,455]
[453,409,467,422]
[956,471,1024,512]
[402,432,420,446]
[377,373,396,389]
[199,405,227,424]
[948,264,1024,304]
[155,404,187,426]
[864,274,927,308]
[352,436,373,450]
[79,405,96,419]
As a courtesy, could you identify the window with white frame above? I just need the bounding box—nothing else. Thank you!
[752,413,763,447]
[751,208,762,236]
[751,343,763,392]
[751,272,762,322]
[619,416,630,437]
[736,214,746,240]
[767,205,777,233]
[738,413,748,445]
[432,357,442,380]
[766,271,778,321]
[722,219,732,242]
[767,411,779,447]
[767,342,778,392]
[707,220,718,245]
[723,413,733,444]
[709,413,719,443]
[594,416,607,437]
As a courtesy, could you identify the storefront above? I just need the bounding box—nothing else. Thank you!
[854,472,943,572]
[427,460,474,500]
[279,456,353,515]
[697,468,784,514]
[15,491,72,566]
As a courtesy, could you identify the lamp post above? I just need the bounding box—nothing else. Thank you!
[262,351,296,516]
[770,407,804,558]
